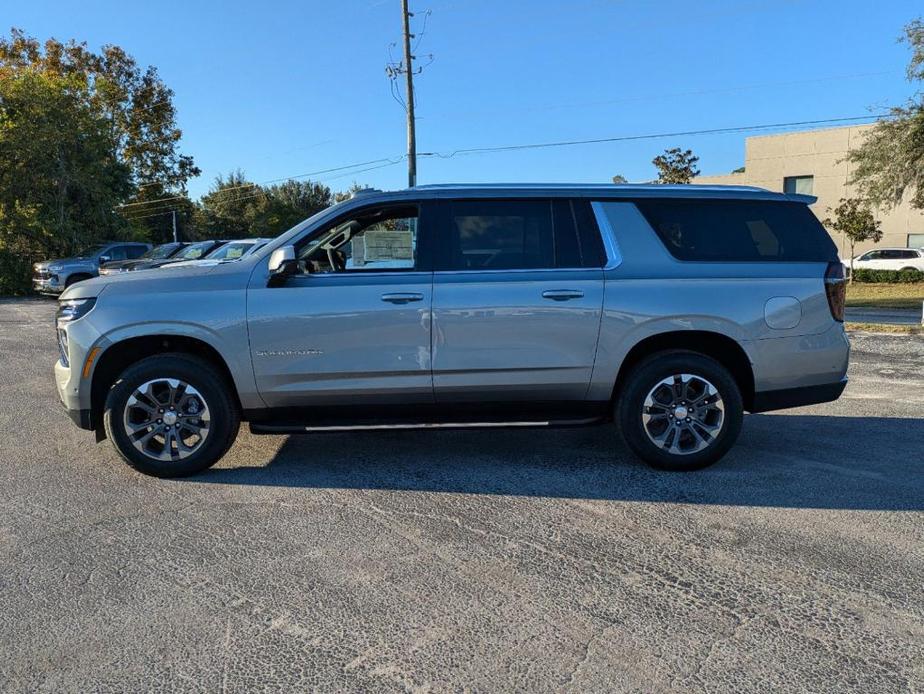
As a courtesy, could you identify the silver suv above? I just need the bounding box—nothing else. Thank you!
[53,184,849,477]
[33,241,151,294]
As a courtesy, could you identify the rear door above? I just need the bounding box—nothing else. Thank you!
[431,197,605,403]
[248,201,436,408]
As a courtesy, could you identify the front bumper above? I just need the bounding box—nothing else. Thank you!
[33,277,63,294]
[54,309,105,431]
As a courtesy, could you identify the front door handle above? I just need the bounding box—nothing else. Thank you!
[541,289,584,301]
[381,292,424,304]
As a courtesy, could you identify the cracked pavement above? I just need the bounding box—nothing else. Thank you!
[1,298,922,692]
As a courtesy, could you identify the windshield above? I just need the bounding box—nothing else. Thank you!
[174,241,216,260]
[207,242,254,261]
[142,244,179,260]
[75,244,108,258]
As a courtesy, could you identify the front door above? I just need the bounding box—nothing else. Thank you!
[247,201,435,409]
[431,198,605,403]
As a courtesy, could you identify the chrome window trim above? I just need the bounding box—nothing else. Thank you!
[590,201,623,271]
[432,267,594,276]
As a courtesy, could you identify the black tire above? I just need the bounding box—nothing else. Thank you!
[616,350,743,471]
[103,353,240,477]
[65,273,92,287]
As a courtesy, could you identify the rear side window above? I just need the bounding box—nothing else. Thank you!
[635,199,838,262]
[441,199,601,270]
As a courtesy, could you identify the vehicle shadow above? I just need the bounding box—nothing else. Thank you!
[194,414,924,511]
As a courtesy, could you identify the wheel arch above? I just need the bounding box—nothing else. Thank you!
[611,330,756,411]
[90,334,242,438]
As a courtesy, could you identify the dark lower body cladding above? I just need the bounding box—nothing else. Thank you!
[748,378,848,414]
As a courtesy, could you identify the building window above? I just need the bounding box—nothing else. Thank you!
[783,175,814,195]
[908,233,924,248]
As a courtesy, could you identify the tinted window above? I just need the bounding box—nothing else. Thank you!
[635,199,838,262]
[126,245,148,259]
[443,199,590,270]
[143,243,181,260]
[105,246,128,261]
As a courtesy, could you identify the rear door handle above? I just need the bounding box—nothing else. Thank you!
[381,292,424,304]
[541,289,584,301]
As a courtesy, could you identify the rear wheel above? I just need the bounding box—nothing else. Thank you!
[103,353,240,477]
[616,350,743,471]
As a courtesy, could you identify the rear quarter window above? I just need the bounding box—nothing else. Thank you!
[635,199,838,262]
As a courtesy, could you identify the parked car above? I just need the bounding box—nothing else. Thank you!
[846,247,924,273]
[166,238,272,268]
[52,184,849,478]
[99,242,189,276]
[32,241,151,295]
[143,240,228,269]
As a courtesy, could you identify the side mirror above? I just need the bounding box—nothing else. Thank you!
[267,245,297,287]
[99,255,111,265]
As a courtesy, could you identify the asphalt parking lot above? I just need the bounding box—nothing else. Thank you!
[0,297,922,692]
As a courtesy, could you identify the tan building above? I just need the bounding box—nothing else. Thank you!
[696,125,924,258]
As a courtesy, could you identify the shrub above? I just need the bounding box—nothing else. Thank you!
[851,268,924,283]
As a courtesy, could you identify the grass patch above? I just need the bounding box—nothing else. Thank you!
[845,322,922,335]
[845,282,924,309]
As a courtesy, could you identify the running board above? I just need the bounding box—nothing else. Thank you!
[249,417,602,435]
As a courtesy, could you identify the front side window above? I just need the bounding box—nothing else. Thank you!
[105,246,129,261]
[298,205,419,273]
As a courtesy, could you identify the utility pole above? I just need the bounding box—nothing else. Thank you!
[171,209,178,243]
[401,0,417,188]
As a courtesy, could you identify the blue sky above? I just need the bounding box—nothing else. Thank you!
[4,0,921,199]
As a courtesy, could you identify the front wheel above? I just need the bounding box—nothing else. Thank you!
[616,350,743,471]
[103,353,240,477]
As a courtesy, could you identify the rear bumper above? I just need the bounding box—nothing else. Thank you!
[749,378,848,413]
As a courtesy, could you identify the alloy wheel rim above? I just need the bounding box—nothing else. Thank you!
[123,378,211,461]
[641,373,725,455]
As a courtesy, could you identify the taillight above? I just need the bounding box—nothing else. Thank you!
[824,262,846,322]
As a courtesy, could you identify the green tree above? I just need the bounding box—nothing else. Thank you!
[0,70,132,293]
[611,174,628,184]
[652,147,700,184]
[847,19,924,210]
[823,198,883,281]
[194,173,335,240]
[0,29,199,192]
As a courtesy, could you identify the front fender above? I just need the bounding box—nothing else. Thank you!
[74,319,263,412]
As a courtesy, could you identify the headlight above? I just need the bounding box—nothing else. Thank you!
[56,298,96,326]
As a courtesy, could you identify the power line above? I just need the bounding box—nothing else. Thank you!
[116,157,405,211]
[419,115,892,159]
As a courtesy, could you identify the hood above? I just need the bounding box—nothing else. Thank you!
[60,262,222,301]
[35,256,96,269]
[99,259,138,272]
